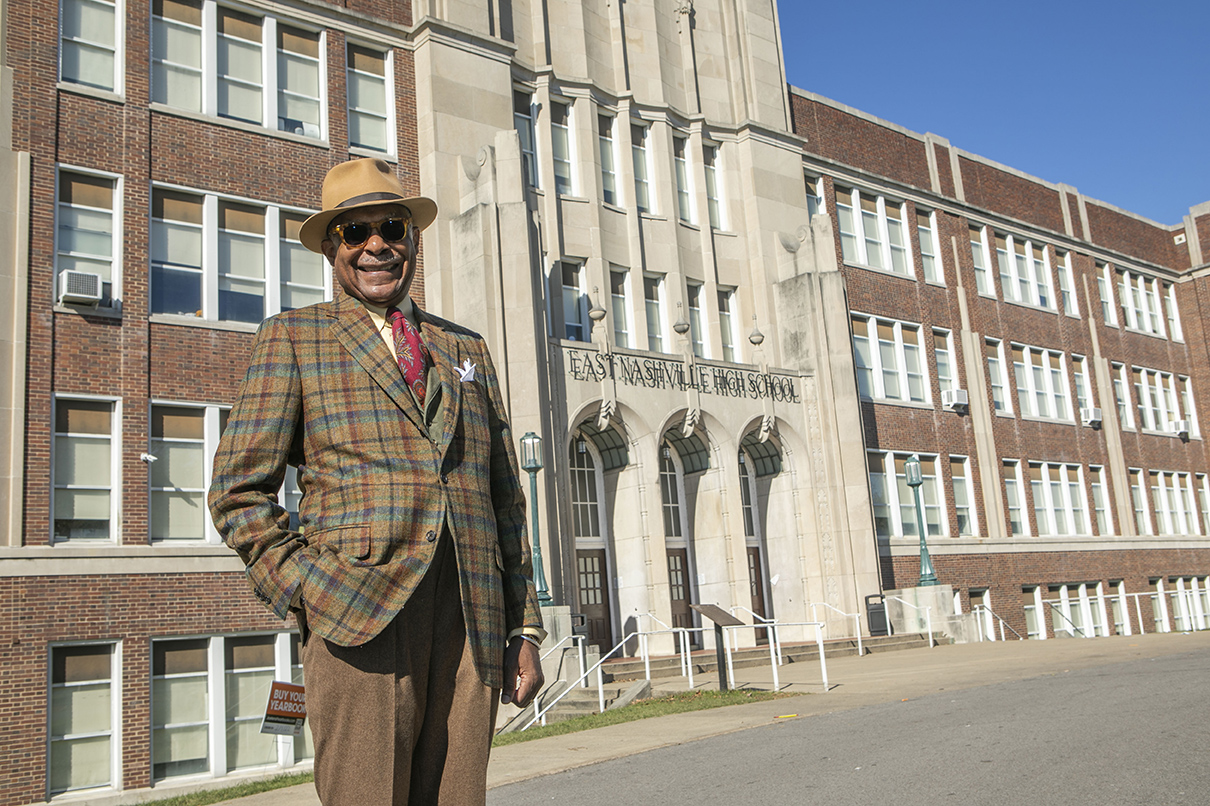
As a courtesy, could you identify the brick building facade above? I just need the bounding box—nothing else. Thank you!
[1,0,1208,803]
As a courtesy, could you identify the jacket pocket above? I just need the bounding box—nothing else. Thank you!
[309,523,371,561]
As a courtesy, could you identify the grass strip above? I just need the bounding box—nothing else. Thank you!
[492,688,802,747]
[136,771,315,806]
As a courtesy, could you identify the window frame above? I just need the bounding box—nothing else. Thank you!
[1097,262,1118,325]
[513,88,539,188]
[1117,268,1169,338]
[152,2,328,139]
[1028,461,1090,536]
[673,133,693,224]
[55,165,123,309]
[598,111,620,207]
[60,0,124,94]
[51,395,122,544]
[1003,459,1027,536]
[631,120,653,213]
[1054,250,1079,318]
[560,260,589,342]
[950,455,977,537]
[148,402,229,544]
[686,281,707,358]
[867,450,947,539]
[985,338,1011,414]
[1132,365,1183,434]
[703,142,723,230]
[609,266,632,349]
[916,209,942,285]
[835,186,911,277]
[1010,343,1072,422]
[150,183,329,325]
[932,328,956,395]
[48,641,122,797]
[1149,470,1198,536]
[994,231,1056,310]
[643,273,667,353]
[718,287,738,363]
[346,42,395,156]
[550,97,575,196]
[851,313,930,404]
[1089,464,1112,536]
[969,224,994,296]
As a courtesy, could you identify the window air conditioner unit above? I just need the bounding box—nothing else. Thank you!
[1172,419,1191,437]
[1080,407,1102,427]
[58,270,103,305]
[941,388,968,411]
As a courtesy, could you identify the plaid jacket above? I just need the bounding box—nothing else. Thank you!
[208,293,542,688]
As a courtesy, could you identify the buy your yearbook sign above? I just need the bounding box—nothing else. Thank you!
[261,681,307,737]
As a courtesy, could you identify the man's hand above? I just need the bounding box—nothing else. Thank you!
[501,637,545,708]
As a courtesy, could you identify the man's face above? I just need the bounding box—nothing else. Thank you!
[321,203,416,308]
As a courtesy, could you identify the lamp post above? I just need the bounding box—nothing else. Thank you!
[904,454,939,586]
[519,432,553,605]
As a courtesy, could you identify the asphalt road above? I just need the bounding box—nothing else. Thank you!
[488,647,1210,805]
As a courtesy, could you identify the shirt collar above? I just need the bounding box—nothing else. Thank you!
[361,296,415,334]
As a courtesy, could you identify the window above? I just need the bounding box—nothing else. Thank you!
[1180,376,1199,437]
[61,0,120,91]
[851,314,928,403]
[153,633,308,780]
[150,405,227,541]
[1072,355,1092,412]
[49,644,117,795]
[569,438,602,541]
[933,329,955,394]
[561,262,588,341]
[1198,474,1210,535]
[804,175,823,220]
[995,232,1054,309]
[224,636,279,770]
[1097,263,1117,325]
[153,638,210,779]
[1117,269,1167,337]
[1003,460,1026,536]
[687,282,706,358]
[1132,366,1181,433]
[718,288,737,363]
[598,113,619,206]
[610,268,631,349]
[1112,362,1133,429]
[1130,469,1151,535]
[867,452,945,538]
[631,122,651,213]
[1165,284,1183,341]
[1149,471,1197,535]
[154,2,325,136]
[1090,465,1111,535]
[1022,587,1044,639]
[514,90,538,187]
[673,134,692,223]
[276,25,322,136]
[644,274,666,352]
[703,144,722,229]
[835,187,909,275]
[1011,344,1071,420]
[53,398,117,541]
[151,187,327,323]
[56,169,119,307]
[970,225,993,296]
[347,44,393,154]
[1029,462,1089,536]
[985,339,1010,413]
[1055,251,1078,316]
[917,210,941,283]
[950,456,976,536]
[551,100,573,195]
[1150,578,1170,632]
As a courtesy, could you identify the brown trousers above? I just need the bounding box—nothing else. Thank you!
[302,532,499,805]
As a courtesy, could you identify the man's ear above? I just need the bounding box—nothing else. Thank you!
[320,239,336,265]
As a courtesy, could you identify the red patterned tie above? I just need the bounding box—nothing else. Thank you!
[386,307,429,406]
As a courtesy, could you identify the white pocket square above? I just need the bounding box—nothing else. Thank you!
[457,360,477,382]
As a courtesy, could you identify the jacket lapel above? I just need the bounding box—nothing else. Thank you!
[329,294,427,434]
[418,308,463,455]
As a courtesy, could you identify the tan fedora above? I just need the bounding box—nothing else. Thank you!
[299,158,437,253]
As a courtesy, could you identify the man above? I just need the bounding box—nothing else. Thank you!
[209,157,544,805]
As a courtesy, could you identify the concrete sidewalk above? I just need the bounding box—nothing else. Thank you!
[217,631,1210,805]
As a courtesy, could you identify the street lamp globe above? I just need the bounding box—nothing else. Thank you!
[520,431,543,473]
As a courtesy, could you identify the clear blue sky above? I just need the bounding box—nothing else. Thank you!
[776,1,1208,226]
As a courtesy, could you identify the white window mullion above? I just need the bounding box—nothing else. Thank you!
[263,206,282,315]
[262,17,278,130]
[204,407,224,543]
[274,634,294,767]
[202,194,219,318]
[201,0,218,116]
[207,637,225,775]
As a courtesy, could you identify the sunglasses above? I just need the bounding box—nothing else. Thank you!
[329,217,412,247]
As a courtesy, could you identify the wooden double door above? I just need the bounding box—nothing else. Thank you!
[576,549,613,651]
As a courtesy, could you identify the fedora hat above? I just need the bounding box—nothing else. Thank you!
[299,158,437,253]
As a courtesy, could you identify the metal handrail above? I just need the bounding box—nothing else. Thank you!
[970,604,1024,641]
[1042,600,1089,638]
[885,597,934,647]
[519,630,643,731]
[539,633,589,687]
[808,601,864,657]
[729,605,782,665]
[721,620,829,693]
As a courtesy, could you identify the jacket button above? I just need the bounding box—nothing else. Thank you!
[426,530,437,542]
[441,474,449,484]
